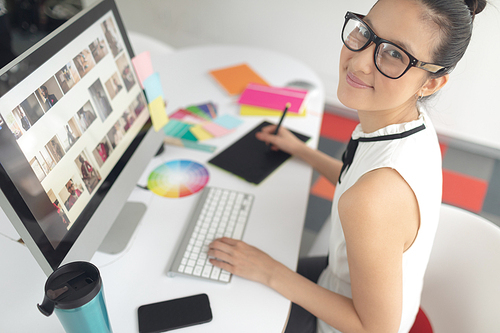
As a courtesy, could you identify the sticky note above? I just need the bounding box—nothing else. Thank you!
[163,119,193,138]
[190,124,214,141]
[148,96,169,131]
[238,83,307,114]
[202,122,232,137]
[209,63,269,95]
[143,72,164,103]
[131,51,154,89]
[213,114,243,130]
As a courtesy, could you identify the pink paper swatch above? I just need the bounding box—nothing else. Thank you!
[202,122,233,137]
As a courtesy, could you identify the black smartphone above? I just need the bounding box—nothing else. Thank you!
[138,293,213,333]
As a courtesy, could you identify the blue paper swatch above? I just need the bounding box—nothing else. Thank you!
[213,114,244,130]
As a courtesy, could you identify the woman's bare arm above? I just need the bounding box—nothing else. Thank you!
[208,168,419,333]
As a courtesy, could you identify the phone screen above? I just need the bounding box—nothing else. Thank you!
[138,293,213,333]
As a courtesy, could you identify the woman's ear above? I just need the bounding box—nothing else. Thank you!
[419,74,450,97]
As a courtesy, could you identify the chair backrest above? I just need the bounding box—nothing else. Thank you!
[421,204,500,333]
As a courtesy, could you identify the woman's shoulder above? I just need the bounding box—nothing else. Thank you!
[339,167,419,241]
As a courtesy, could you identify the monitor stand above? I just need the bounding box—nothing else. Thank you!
[98,201,147,254]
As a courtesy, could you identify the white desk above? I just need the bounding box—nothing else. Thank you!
[0,33,324,332]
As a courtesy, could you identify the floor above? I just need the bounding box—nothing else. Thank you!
[299,108,500,257]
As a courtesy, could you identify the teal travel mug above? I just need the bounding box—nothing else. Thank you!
[37,261,112,333]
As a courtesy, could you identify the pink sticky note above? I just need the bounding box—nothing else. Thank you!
[237,83,307,114]
[202,122,232,137]
[131,51,154,88]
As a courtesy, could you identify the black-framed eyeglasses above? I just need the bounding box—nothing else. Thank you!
[341,12,447,79]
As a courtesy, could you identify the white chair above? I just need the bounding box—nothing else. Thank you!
[420,204,500,332]
[307,214,331,257]
[308,204,500,332]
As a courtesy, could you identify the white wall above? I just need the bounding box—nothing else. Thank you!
[110,0,500,150]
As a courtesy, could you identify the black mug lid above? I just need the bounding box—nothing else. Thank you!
[38,261,102,315]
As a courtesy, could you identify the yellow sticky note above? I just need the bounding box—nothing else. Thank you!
[190,124,213,141]
[148,96,169,131]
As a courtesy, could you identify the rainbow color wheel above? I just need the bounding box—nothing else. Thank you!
[147,160,209,198]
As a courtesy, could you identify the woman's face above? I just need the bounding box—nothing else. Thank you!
[337,0,439,112]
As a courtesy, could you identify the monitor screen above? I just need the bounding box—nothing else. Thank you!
[0,0,163,275]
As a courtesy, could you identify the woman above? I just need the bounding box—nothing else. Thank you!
[208,0,486,332]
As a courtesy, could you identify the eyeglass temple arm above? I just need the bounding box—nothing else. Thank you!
[415,61,446,73]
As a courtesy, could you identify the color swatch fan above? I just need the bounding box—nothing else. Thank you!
[147,160,209,198]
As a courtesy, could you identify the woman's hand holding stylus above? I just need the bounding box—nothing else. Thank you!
[256,125,306,155]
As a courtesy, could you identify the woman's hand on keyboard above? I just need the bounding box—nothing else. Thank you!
[208,237,282,286]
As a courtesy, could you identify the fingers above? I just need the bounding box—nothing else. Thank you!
[209,258,233,273]
[255,129,273,143]
[218,237,239,246]
[256,129,282,149]
[256,125,279,140]
[210,237,238,250]
[208,250,233,266]
[208,238,275,284]
[260,125,278,134]
[208,238,239,272]
[208,237,238,260]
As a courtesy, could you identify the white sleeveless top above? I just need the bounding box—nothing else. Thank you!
[317,113,442,333]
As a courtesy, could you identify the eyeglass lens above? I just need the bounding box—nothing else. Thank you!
[343,17,411,78]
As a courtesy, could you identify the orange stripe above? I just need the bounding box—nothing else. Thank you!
[310,176,336,201]
[321,113,359,143]
[442,169,488,213]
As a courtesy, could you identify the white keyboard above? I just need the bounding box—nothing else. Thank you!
[168,187,254,283]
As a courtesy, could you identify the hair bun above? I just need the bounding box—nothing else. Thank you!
[464,0,487,16]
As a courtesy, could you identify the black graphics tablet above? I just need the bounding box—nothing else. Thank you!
[208,121,310,184]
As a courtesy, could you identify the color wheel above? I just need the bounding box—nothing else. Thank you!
[147,160,209,198]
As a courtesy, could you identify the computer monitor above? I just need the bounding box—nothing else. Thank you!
[0,0,164,276]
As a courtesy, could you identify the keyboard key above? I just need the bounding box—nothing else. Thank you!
[233,223,245,240]
[211,266,221,280]
[202,266,212,278]
[193,266,203,276]
[219,271,231,282]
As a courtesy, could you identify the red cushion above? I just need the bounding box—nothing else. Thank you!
[409,308,433,333]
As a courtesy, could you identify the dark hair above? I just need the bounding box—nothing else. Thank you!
[418,0,487,78]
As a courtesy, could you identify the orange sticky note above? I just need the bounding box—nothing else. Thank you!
[148,96,169,131]
[209,63,269,95]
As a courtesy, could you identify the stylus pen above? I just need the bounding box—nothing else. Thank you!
[273,102,291,135]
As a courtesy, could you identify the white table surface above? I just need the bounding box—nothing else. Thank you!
[0,32,324,332]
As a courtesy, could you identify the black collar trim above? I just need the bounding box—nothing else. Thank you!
[356,124,426,142]
[338,123,426,184]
